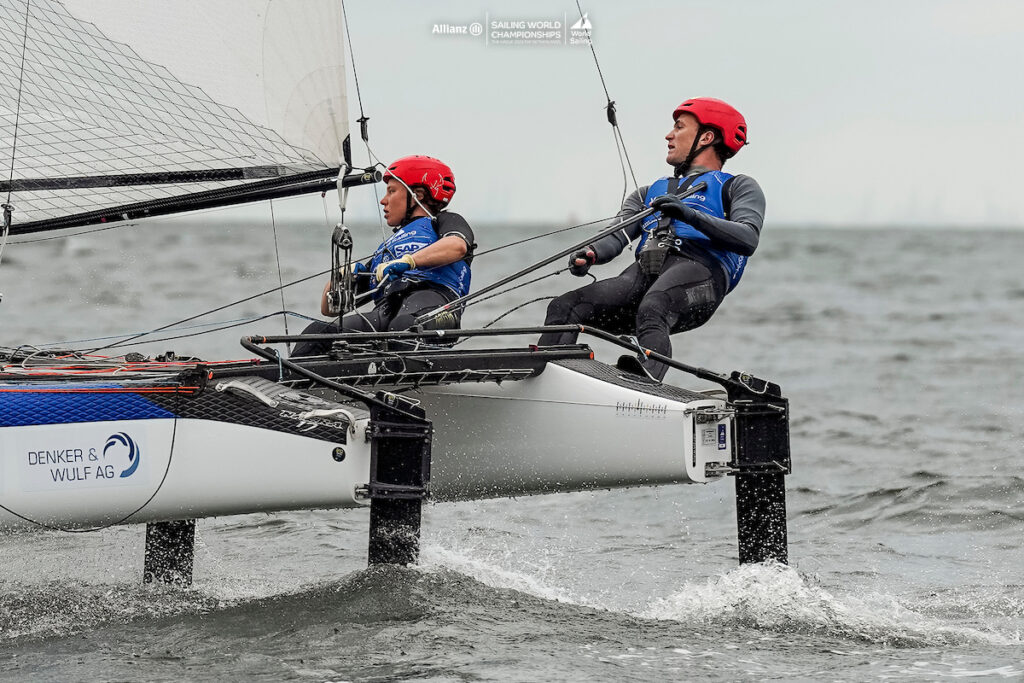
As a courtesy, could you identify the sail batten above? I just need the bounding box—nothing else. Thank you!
[1,166,324,192]
[0,0,351,231]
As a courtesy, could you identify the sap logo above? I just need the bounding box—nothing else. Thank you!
[394,242,427,255]
[104,432,141,478]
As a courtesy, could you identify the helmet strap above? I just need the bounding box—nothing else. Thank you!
[401,186,436,226]
[403,189,416,224]
[675,126,715,177]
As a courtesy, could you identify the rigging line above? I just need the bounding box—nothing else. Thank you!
[341,0,367,123]
[449,276,580,348]
[482,296,557,329]
[460,268,566,312]
[368,159,386,240]
[268,197,292,352]
[474,214,615,257]
[612,126,631,203]
[8,219,130,244]
[94,310,316,350]
[22,312,313,349]
[574,0,638,194]
[341,0,387,239]
[322,192,332,226]
[0,219,8,274]
[82,252,372,355]
[267,198,292,354]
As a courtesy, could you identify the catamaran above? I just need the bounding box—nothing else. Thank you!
[0,0,791,585]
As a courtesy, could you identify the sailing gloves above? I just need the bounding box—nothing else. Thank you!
[345,262,369,277]
[568,245,597,276]
[375,254,417,282]
[344,262,371,295]
[650,195,696,222]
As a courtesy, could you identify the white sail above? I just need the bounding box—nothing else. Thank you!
[0,0,350,229]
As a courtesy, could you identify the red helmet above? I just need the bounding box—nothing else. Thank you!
[382,155,456,205]
[672,97,747,155]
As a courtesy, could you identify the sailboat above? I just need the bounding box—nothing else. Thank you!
[0,0,791,583]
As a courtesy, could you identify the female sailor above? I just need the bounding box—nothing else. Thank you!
[292,155,475,357]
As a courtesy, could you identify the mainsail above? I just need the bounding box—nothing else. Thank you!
[0,0,351,235]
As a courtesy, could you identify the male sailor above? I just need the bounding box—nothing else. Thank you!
[538,97,765,380]
[291,155,475,357]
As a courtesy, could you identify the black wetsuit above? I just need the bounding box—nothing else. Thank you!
[291,212,475,357]
[539,168,765,380]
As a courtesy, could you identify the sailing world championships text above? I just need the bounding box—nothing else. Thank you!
[490,20,562,40]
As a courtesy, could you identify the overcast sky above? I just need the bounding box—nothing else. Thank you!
[64,0,1024,229]
[335,0,1024,229]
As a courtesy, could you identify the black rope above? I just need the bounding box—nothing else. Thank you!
[462,268,569,312]
[341,0,367,133]
[101,310,318,351]
[482,296,556,329]
[9,220,143,244]
[340,0,386,238]
[82,253,372,354]
[574,0,638,196]
[70,211,612,354]
[474,214,614,257]
[267,200,292,354]
[457,270,594,339]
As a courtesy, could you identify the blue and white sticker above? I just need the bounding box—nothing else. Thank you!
[718,424,727,450]
[6,421,162,492]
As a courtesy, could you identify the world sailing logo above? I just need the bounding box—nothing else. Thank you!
[569,13,592,46]
[570,13,592,31]
[104,432,141,478]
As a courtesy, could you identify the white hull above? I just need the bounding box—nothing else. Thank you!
[0,418,373,530]
[0,361,732,531]
[422,361,731,500]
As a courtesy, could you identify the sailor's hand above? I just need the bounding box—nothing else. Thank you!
[340,261,369,278]
[348,262,369,277]
[375,254,417,282]
[651,195,693,221]
[568,245,597,276]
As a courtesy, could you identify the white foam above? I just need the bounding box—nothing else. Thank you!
[643,561,1012,647]
[418,543,587,607]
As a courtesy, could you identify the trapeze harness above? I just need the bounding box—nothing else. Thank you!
[636,170,747,292]
[367,216,471,301]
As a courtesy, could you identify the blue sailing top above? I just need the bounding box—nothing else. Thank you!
[637,171,748,291]
[368,216,472,300]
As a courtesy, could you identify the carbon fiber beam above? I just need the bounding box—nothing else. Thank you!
[143,519,196,586]
[366,394,432,566]
[727,374,792,565]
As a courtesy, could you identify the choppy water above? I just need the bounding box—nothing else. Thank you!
[1,217,1023,681]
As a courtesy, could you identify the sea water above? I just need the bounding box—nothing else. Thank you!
[1,219,1022,681]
